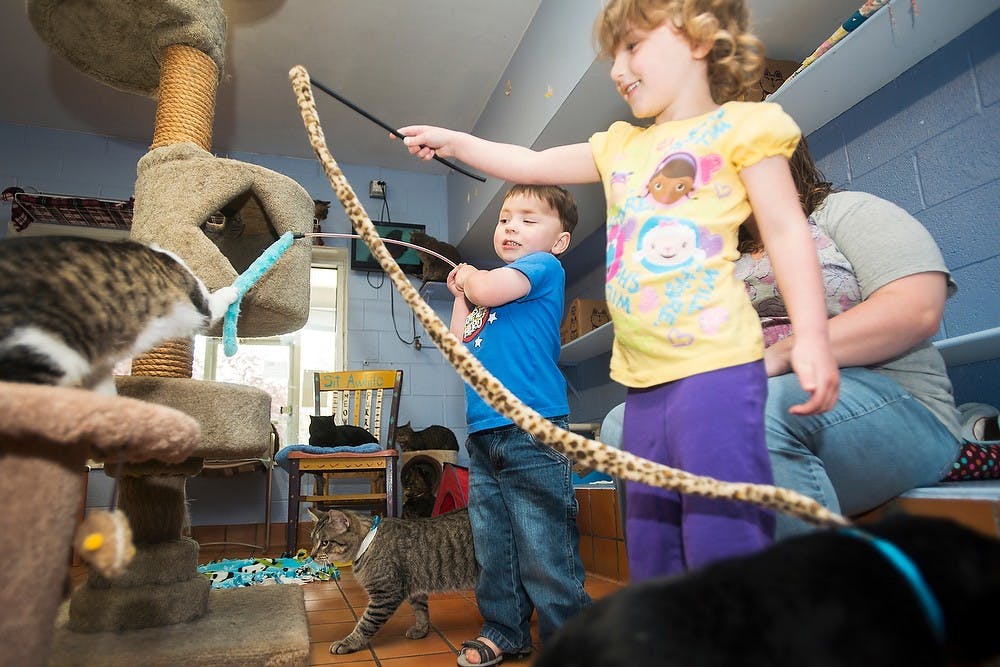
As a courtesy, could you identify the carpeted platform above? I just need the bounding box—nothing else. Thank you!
[49,584,309,666]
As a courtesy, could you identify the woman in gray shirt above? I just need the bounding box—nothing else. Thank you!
[735,138,962,537]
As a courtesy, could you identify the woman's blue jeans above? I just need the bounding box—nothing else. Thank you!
[767,367,960,538]
[466,418,591,652]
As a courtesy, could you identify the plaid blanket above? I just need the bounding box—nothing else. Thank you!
[2,187,133,232]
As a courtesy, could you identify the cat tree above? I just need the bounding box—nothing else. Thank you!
[0,382,200,667]
[24,1,313,664]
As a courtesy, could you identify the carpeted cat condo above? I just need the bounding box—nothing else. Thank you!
[131,142,312,337]
[28,0,312,339]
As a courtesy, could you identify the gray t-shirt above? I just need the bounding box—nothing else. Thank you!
[735,190,961,439]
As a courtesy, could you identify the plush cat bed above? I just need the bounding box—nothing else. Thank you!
[131,142,313,338]
[50,585,310,667]
[0,381,200,667]
[26,0,226,96]
[115,375,272,461]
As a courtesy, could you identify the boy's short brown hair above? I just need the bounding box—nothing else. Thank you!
[504,184,579,234]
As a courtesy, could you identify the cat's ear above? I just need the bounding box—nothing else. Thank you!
[307,506,323,521]
[328,510,352,533]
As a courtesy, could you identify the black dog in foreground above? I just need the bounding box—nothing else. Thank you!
[537,515,1000,667]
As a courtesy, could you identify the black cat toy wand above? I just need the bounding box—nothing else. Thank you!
[308,77,487,183]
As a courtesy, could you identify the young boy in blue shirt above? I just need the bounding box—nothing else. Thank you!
[448,184,590,666]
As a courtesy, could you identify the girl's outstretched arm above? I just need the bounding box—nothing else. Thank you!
[396,125,600,185]
[742,155,839,415]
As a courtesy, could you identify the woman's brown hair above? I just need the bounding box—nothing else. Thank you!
[738,137,839,254]
[788,136,838,217]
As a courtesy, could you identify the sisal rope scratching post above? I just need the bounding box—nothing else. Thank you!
[151,44,216,151]
[130,43,218,378]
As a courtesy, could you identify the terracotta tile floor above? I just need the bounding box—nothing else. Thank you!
[69,543,625,667]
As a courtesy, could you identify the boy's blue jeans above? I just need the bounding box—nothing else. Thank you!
[767,367,960,538]
[466,417,591,653]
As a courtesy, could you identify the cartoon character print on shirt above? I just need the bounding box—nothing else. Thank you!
[636,216,705,271]
[634,215,726,341]
[607,147,726,281]
[643,151,723,208]
[605,141,733,351]
[463,305,493,349]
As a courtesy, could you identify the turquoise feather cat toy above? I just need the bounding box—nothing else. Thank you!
[222,231,296,357]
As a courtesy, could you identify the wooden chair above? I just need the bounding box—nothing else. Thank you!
[285,369,403,553]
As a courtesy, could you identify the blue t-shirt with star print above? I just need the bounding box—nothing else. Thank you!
[460,251,569,433]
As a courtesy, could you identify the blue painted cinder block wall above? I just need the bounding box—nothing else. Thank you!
[805,10,1000,409]
[562,11,1000,423]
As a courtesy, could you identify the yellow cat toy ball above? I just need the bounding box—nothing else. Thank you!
[73,509,136,578]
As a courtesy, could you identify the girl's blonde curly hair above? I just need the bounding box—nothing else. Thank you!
[595,0,764,104]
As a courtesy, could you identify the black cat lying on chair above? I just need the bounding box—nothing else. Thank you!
[537,515,1000,667]
[309,415,378,447]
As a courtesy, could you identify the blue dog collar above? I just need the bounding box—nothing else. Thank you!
[840,527,945,644]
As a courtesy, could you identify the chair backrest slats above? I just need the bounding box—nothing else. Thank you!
[313,370,403,448]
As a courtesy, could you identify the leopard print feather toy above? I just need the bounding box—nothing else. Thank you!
[288,65,848,529]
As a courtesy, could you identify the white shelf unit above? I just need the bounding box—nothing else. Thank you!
[933,327,1000,367]
[769,0,998,135]
[559,323,614,366]
[559,322,1000,368]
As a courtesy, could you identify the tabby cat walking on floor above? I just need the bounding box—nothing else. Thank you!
[0,236,237,394]
[308,507,477,654]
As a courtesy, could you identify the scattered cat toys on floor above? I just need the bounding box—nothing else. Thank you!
[73,508,135,579]
[197,553,338,589]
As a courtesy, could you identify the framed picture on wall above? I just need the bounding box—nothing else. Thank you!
[350,221,426,275]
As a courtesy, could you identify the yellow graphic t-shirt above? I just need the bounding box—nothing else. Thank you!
[589,102,799,388]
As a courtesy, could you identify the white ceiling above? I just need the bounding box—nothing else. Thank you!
[1,1,866,178]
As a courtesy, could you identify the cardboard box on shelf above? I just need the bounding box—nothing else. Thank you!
[561,298,610,345]
[745,58,800,102]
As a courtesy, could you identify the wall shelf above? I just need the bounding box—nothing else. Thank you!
[769,0,997,135]
[933,327,1000,367]
[559,323,613,366]
[558,324,999,368]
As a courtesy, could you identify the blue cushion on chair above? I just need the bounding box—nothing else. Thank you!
[274,443,383,471]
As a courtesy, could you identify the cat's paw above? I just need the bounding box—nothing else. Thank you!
[330,635,367,655]
[405,624,430,640]
[208,285,239,321]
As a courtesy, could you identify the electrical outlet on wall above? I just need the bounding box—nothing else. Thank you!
[369,179,386,199]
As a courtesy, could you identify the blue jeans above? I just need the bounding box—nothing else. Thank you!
[767,367,961,538]
[466,417,591,652]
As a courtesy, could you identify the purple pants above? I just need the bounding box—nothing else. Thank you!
[622,360,774,581]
